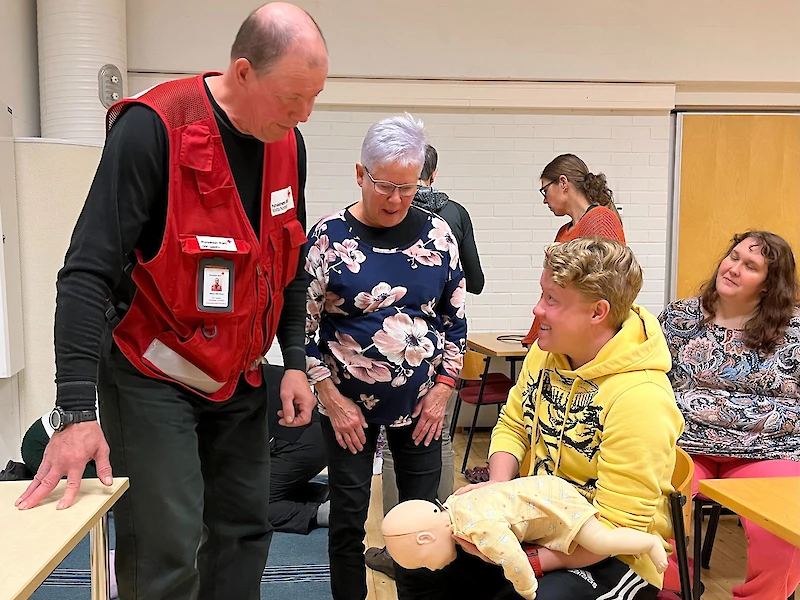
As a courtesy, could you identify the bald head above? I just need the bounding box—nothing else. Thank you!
[230,2,327,75]
[382,500,444,536]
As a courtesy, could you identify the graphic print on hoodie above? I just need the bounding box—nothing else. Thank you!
[490,305,685,587]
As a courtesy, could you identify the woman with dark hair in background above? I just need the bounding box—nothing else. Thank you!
[521,154,625,348]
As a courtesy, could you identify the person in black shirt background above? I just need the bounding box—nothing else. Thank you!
[263,364,330,534]
[414,144,485,295]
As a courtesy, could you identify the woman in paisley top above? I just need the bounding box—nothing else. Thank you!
[304,114,466,600]
[659,230,800,600]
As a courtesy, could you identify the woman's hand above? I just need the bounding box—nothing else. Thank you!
[412,383,451,446]
[453,480,494,496]
[315,379,368,454]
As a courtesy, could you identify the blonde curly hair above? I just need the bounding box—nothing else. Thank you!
[543,237,642,329]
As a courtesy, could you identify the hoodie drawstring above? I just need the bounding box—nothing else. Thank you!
[528,372,547,474]
[553,374,582,476]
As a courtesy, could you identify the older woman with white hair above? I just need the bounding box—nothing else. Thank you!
[304,114,467,600]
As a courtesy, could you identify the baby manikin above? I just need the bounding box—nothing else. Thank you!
[381,476,669,600]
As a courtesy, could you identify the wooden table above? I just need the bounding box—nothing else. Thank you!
[698,477,800,548]
[467,332,529,358]
[0,478,129,600]
[467,332,528,381]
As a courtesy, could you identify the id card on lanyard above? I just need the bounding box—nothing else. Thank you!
[198,257,234,313]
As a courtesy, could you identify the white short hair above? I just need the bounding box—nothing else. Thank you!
[360,113,426,172]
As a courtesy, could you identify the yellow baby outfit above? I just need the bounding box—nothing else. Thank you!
[444,476,599,600]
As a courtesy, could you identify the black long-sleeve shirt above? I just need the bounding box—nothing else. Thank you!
[413,187,485,295]
[436,200,485,295]
[55,78,307,412]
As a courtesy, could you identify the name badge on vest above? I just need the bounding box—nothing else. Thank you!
[196,236,238,252]
[198,258,234,313]
[270,186,294,216]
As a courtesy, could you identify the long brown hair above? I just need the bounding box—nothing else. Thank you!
[541,154,621,221]
[700,231,799,354]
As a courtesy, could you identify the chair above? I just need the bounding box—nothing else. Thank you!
[693,496,724,580]
[450,349,514,474]
[670,447,697,600]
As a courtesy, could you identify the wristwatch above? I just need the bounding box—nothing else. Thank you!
[49,407,97,432]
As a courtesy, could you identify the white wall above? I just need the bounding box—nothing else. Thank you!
[15,139,102,428]
[0,56,26,460]
[0,376,21,461]
[300,109,670,332]
[126,0,800,85]
[0,0,40,136]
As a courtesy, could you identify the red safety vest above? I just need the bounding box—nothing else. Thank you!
[107,73,306,401]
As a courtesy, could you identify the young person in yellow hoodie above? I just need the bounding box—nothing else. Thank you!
[395,237,685,600]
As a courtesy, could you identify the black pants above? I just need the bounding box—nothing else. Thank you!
[97,340,272,600]
[268,420,328,534]
[396,548,659,600]
[321,416,442,600]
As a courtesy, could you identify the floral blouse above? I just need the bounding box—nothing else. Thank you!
[304,209,467,427]
[659,297,800,461]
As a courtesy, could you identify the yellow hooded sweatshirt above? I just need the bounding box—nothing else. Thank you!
[489,305,685,587]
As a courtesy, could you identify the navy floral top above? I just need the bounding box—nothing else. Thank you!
[659,297,800,461]
[304,208,467,427]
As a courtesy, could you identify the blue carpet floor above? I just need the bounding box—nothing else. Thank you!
[30,522,332,600]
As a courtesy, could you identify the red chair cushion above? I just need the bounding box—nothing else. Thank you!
[459,382,513,405]
[462,373,513,388]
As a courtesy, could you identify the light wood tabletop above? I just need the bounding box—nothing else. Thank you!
[467,332,529,358]
[698,477,800,548]
[0,477,129,600]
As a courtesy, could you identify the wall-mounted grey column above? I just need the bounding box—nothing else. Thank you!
[37,0,127,144]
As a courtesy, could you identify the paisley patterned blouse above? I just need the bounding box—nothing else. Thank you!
[659,297,800,461]
[304,209,467,427]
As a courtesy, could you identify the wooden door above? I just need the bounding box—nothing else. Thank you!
[676,114,800,298]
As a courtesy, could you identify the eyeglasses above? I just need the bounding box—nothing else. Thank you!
[364,167,419,198]
[539,180,557,198]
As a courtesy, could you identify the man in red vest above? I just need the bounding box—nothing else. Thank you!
[16,3,327,598]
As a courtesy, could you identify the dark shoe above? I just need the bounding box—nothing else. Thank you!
[0,460,33,481]
[365,546,395,579]
[302,480,330,505]
[464,464,489,484]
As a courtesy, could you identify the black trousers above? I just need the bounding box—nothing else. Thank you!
[321,416,442,600]
[97,339,272,600]
[395,548,659,600]
[268,419,328,534]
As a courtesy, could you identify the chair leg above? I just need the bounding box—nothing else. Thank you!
[701,503,722,569]
[460,411,479,475]
[449,387,463,442]
[670,492,693,600]
[693,497,703,598]
[460,357,492,474]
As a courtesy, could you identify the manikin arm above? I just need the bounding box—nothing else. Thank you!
[465,522,539,600]
[573,517,669,573]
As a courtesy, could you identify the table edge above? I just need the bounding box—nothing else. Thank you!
[11,479,130,600]
[698,479,800,547]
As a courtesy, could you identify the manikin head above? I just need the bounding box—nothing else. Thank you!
[381,499,457,570]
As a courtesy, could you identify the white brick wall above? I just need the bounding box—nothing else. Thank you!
[299,110,671,335]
